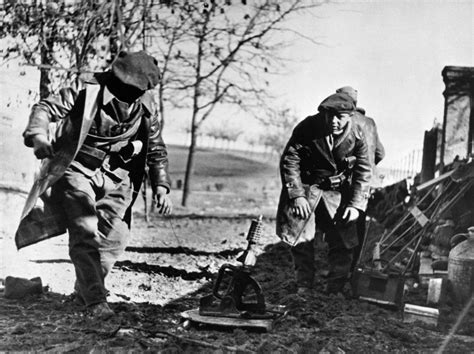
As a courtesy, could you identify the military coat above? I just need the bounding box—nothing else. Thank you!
[276,113,371,246]
[15,77,170,249]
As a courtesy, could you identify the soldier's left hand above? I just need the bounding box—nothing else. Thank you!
[155,186,172,215]
[342,206,359,223]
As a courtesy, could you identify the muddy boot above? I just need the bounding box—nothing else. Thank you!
[87,302,115,320]
[71,280,85,307]
[73,293,85,306]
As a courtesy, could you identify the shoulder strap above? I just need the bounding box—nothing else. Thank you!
[86,117,142,145]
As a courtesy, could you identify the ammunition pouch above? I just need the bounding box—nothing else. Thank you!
[320,173,347,191]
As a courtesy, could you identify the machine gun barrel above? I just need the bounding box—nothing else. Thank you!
[236,215,263,267]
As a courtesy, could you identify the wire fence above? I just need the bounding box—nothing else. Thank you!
[378,149,423,187]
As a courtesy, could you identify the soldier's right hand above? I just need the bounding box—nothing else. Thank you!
[32,134,54,159]
[292,196,311,219]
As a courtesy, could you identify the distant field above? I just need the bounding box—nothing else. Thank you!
[133,144,282,216]
[166,144,280,193]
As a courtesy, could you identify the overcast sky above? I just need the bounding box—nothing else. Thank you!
[271,0,473,168]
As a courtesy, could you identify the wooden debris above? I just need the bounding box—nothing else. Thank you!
[181,308,274,331]
[427,278,447,305]
[403,304,439,326]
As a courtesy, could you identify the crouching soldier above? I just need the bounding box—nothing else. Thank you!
[276,92,371,295]
[16,51,172,319]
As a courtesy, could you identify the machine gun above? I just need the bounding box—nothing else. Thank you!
[183,216,286,330]
[199,216,271,319]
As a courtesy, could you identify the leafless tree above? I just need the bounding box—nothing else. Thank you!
[259,106,300,156]
[149,0,323,206]
[0,1,147,97]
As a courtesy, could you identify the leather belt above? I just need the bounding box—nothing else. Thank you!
[74,144,108,170]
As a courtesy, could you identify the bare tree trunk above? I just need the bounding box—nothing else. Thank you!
[182,119,197,206]
[39,51,52,99]
[158,83,165,130]
[39,18,54,98]
[109,0,121,60]
[181,8,209,206]
[142,0,147,51]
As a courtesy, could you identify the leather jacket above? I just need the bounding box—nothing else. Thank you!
[23,76,171,193]
[279,112,371,211]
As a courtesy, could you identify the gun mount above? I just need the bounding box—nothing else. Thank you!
[181,216,286,331]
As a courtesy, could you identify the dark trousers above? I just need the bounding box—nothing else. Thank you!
[52,168,132,306]
[291,201,354,288]
[351,212,367,271]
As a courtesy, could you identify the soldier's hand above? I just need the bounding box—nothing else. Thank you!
[155,186,172,215]
[292,196,311,219]
[342,206,359,223]
[32,134,54,159]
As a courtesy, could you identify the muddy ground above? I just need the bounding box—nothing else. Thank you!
[1,187,474,353]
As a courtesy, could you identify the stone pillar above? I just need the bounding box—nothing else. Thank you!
[440,66,474,170]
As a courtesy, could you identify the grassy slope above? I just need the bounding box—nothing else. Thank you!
[166,144,280,192]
